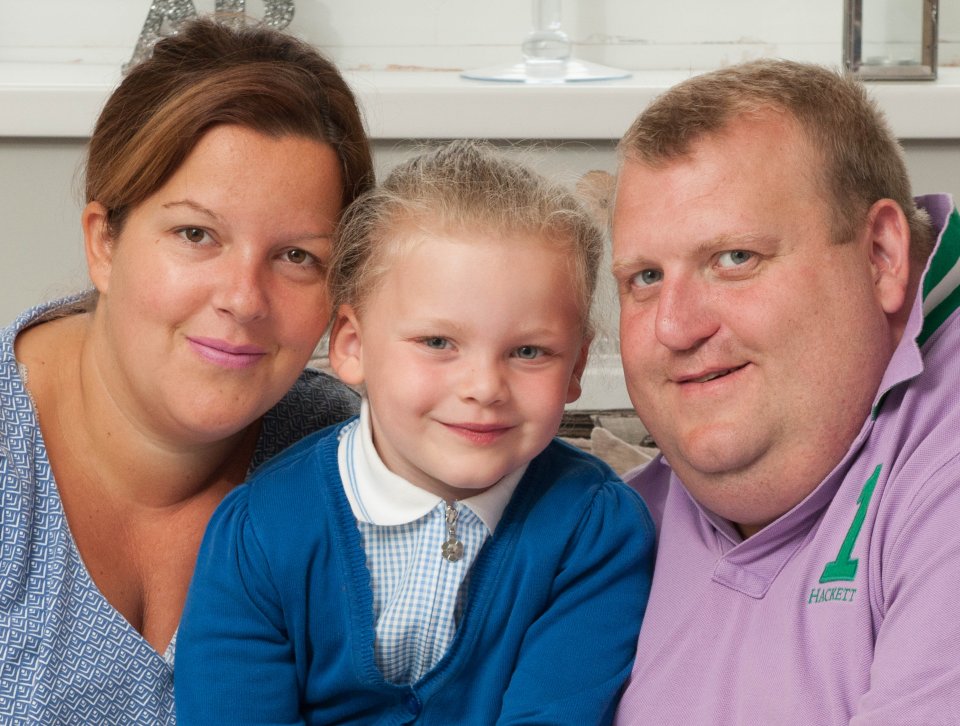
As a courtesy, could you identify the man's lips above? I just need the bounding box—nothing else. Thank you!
[187,336,267,369]
[675,363,749,384]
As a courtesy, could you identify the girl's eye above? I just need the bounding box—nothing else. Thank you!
[422,337,449,350]
[631,269,663,287]
[178,227,209,245]
[514,345,542,360]
[717,250,753,268]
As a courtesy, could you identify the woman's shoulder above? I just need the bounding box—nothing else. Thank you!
[0,297,89,486]
[3,293,91,357]
[6,293,94,334]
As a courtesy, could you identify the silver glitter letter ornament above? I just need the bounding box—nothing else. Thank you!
[125,0,296,72]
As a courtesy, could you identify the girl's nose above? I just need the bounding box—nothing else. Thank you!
[458,357,508,406]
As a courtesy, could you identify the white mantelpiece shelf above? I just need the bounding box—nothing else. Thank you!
[3,62,960,140]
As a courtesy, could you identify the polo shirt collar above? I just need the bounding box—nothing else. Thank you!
[338,398,523,533]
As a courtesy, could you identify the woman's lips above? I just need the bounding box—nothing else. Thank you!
[187,336,267,369]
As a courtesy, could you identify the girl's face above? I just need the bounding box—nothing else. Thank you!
[84,124,343,446]
[330,228,590,500]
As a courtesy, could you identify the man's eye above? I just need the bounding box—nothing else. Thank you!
[631,269,663,287]
[717,250,753,268]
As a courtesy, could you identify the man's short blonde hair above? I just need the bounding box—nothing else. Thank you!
[619,59,932,262]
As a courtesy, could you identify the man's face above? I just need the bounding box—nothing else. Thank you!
[613,112,897,535]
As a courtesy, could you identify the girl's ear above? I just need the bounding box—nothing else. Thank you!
[83,201,114,294]
[565,337,592,404]
[328,305,366,386]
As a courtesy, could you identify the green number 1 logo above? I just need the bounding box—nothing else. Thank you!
[819,464,881,583]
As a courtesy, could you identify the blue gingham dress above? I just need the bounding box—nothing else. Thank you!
[0,297,359,725]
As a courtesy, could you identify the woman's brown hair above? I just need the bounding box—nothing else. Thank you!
[85,16,374,238]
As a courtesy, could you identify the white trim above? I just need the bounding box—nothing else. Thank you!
[3,63,960,140]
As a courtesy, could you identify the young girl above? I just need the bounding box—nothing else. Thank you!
[175,141,655,725]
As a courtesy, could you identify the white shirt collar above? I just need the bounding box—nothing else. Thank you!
[337,398,524,533]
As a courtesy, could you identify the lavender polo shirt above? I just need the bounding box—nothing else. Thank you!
[615,194,960,725]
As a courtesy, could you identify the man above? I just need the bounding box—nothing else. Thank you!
[612,59,960,723]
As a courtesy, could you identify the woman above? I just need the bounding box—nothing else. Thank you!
[0,17,372,724]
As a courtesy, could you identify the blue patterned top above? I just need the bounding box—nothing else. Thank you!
[0,296,359,726]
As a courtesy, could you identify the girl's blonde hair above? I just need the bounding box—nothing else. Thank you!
[330,140,604,334]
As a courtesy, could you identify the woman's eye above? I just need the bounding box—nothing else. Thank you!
[514,346,542,360]
[717,250,753,268]
[283,248,313,265]
[631,269,662,287]
[178,227,208,245]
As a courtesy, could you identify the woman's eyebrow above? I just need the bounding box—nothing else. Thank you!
[162,199,221,221]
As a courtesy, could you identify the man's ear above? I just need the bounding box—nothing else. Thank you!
[565,337,593,404]
[328,305,366,386]
[865,198,911,316]
[82,201,114,294]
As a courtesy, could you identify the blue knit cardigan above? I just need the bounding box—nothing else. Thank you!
[176,421,655,725]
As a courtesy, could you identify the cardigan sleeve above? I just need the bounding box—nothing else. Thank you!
[496,480,655,725]
[175,485,306,726]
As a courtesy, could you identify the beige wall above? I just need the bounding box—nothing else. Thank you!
[3,136,960,327]
[4,135,958,410]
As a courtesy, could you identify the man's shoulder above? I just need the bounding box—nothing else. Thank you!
[877,307,960,489]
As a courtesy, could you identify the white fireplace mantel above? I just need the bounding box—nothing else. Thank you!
[3,61,960,141]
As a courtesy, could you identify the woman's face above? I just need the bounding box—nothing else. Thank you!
[84,124,343,445]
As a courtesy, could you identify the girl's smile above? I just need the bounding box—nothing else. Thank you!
[331,228,589,501]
